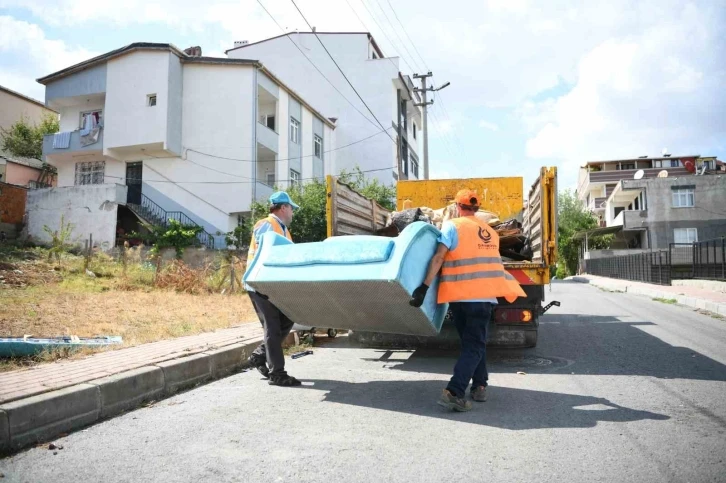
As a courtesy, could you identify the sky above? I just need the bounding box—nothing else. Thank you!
[1,0,724,191]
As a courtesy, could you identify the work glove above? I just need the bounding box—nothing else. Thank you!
[409,283,429,308]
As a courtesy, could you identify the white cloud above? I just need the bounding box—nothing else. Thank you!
[478,120,499,132]
[523,1,725,191]
[0,15,97,100]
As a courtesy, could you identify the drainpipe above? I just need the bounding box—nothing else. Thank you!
[252,67,258,221]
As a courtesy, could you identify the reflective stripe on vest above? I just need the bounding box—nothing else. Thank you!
[437,217,526,304]
[246,215,293,266]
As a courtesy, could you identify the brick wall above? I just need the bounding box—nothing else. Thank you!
[0,181,28,225]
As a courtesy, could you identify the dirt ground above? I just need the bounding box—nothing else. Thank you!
[0,247,256,371]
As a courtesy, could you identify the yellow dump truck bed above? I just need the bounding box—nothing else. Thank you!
[325,167,557,284]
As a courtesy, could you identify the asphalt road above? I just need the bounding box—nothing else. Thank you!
[2,281,726,483]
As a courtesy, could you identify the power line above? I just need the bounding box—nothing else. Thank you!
[255,0,380,132]
[103,163,396,186]
[372,0,424,73]
[375,0,465,158]
[384,0,430,72]
[289,0,397,147]
[186,126,394,163]
[351,0,417,74]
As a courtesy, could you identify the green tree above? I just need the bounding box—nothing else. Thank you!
[1,114,60,159]
[250,179,328,243]
[557,189,612,276]
[249,168,397,244]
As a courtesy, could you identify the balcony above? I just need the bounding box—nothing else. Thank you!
[256,123,279,154]
[588,197,607,211]
[254,181,274,203]
[43,128,104,159]
[588,167,689,184]
[623,210,647,231]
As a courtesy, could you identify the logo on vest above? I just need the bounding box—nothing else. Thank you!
[477,227,496,250]
[478,227,492,243]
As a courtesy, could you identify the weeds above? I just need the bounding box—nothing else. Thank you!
[653,297,678,304]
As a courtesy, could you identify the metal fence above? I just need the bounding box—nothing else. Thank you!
[672,238,726,281]
[584,237,726,285]
[586,250,672,285]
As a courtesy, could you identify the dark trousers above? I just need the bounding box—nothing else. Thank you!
[248,291,295,376]
[446,302,493,398]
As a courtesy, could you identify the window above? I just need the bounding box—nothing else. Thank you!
[290,117,300,144]
[75,161,105,185]
[79,110,102,129]
[400,99,408,131]
[289,169,300,186]
[703,160,715,171]
[314,135,323,159]
[653,160,662,168]
[147,94,157,107]
[413,122,417,140]
[674,228,698,244]
[619,163,635,170]
[266,173,275,185]
[411,155,419,179]
[671,159,680,167]
[672,187,695,208]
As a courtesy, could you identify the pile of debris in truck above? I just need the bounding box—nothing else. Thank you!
[377,202,533,262]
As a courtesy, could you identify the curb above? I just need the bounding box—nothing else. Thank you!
[575,276,726,316]
[0,331,297,456]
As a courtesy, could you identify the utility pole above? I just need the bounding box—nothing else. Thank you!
[414,72,450,180]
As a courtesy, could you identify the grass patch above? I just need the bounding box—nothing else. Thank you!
[284,338,313,356]
[0,246,256,372]
[653,297,678,304]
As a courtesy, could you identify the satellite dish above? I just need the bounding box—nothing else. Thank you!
[658,170,669,178]
[662,147,668,156]
[634,169,645,180]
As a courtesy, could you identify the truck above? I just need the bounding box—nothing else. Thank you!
[325,166,559,348]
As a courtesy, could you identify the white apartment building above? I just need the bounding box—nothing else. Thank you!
[31,42,335,249]
[227,32,422,185]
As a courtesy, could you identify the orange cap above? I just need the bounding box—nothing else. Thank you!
[455,189,479,207]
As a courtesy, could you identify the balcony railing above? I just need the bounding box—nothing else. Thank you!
[126,190,215,249]
[587,167,689,184]
[43,129,104,156]
[257,123,279,154]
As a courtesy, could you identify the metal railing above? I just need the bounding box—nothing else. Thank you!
[584,237,726,285]
[670,238,726,281]
[127,192,215,249]
[586,250,672,285]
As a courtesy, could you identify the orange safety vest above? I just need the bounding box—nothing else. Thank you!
[437,216,526,304]
[247,215,293,266]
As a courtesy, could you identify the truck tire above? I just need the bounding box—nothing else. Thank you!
[524,330,538,348]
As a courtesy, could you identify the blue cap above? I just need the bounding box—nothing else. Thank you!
[269,191,300,210]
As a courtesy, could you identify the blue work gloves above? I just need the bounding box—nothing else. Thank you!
[409,283,429,308]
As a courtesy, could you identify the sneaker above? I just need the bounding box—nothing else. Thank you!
[471,385,487,402]
[247,355,269,379]
[268,374,302,387]
[437,389,472,412]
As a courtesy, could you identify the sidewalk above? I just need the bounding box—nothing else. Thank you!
[572,275,726,316]
[0,323,279,455]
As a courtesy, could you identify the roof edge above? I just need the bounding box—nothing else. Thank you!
[225,31,373,54]
[0,85,57,112]
[37,42,187,85]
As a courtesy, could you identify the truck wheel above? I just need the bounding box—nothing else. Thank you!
[524,330,538,348]
[327,328,338,338]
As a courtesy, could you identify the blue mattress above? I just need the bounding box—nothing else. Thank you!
[244,222,448,336]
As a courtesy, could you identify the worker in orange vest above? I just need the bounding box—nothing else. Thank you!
[410,189,526,411]
[245,191,302,387]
